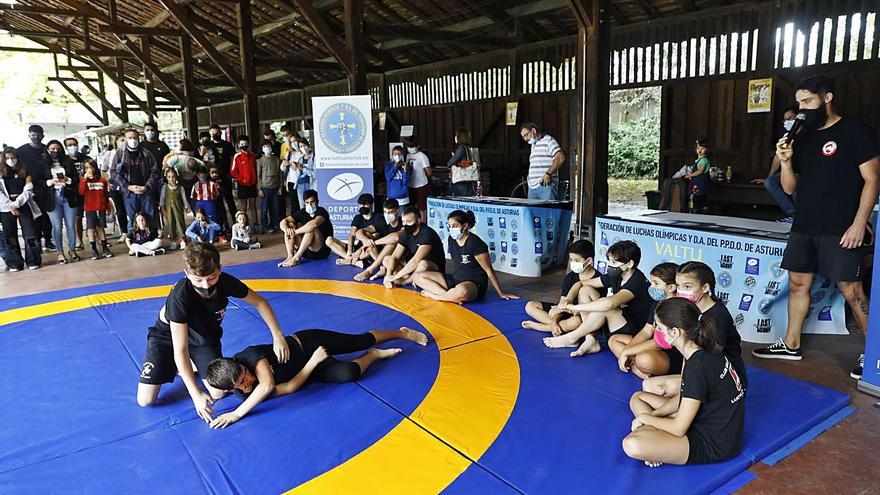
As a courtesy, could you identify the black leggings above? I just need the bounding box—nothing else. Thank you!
[295,329,377,383]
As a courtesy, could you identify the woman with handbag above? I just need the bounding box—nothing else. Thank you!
[448,128,479,196]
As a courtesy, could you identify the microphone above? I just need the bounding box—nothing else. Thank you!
[782,112,807,148]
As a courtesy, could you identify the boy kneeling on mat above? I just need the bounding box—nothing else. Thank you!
[203,327,429,428]
[137,243,290,425]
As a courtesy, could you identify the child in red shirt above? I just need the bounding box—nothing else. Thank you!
[77,161,113,260]
[231,135,258,233]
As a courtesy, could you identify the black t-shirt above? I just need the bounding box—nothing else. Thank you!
[209,139,236,174]
[141,140,171,166]
[398,224,446,273]
[702,302,748,389]
[350,213,382,231]
[600,269,652,330]
[127,229,157,244]
[560,269,603,298]
[449,233,489,284]
[294,206,334,240]
[791,119,880,235]
[16,144,50,189]
[149,272,249,346]
[378,219,403,238]
[233,334,309,400]
[680,349,746,461]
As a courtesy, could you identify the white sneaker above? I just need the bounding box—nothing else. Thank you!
[252,242,262,249]
[117,234,127,244]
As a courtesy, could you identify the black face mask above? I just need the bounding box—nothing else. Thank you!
[193,285,216,298]
[211,134,221,142]
[359,206,371,216]
[30,136,42,145]
[403,224,418,235]
[200,139,209,146]
[801,106,827,130]
[49,150,61,160]
[239,145,248,150]
[605,265,624,280]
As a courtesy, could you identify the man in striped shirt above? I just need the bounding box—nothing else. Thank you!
[520,122,565,200]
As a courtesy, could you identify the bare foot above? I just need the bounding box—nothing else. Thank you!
[644,460,663,468]
[371,347,403,359]
[335,257,352,266]
[570,335,601,357]
[543,335,578,348]
[399,326,429,346]
[278,257,299,268]
[354,269,372,282]
[521,320,549,332]
[370,267,387,281]
[352,260,364,269]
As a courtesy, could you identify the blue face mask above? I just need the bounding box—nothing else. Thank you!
[648,286,667,302]
[528,137,537,146]
[305,204,317,215]
[449,227,463,240]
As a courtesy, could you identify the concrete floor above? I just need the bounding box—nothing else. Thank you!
[3,232,879,494]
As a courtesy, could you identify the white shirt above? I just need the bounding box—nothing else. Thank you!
[407,151,430,188]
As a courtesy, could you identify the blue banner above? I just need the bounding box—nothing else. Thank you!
[859,238,880,393]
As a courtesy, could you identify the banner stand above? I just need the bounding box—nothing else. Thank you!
[857,237,880,396]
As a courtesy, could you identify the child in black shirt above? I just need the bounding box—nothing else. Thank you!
[624,297,746,467]
[543,240,653,358]
[382,205,445,288]
[522,239,603,335]
[353,198,405,282]
[278,189,335,267]
[137,243,290,425]
[336,193,381,268]
[414,210,517,303]
[202,327,428,428]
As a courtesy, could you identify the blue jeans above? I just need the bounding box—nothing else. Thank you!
[260,187,282,229]
[528,183,558,200]
[123,191,156,233]
[764,172,796,216]
[48,192,78,251]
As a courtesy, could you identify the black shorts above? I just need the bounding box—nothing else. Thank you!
[445,274,488,301]
[610,323,640,337]
[303,244,331,260]
[686,430,713,465]
[234,183,258,200]
[139,330,222,385]
[85,211,107,229]
[663,348,684,374]
[540,301,575,320]
[781,231,867,282]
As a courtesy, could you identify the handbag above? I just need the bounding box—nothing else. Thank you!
[451,147,480,183]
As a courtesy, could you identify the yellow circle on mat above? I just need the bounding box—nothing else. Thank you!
[0,279,521,493]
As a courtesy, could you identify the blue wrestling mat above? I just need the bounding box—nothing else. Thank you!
[0,258,851,494]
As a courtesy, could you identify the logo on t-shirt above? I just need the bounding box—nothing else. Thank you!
[460,254,471,264]
[821,140,838,157]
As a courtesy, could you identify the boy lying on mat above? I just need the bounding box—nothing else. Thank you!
[203,327,428,428]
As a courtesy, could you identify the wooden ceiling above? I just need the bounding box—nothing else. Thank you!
[0,0,753,105]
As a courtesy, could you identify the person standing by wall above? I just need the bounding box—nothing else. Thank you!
[447,128,479,197]
[16,124,54,252]
[257,139,283,233]
[207,124,238,229]
[405,137,431,222]
[751,75,880,380]
[520,122,564,200]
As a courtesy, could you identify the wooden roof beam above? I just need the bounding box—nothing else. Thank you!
[290,0,354,75]
[97,24,181,37]
[69,70,126,121]
[0,45,55,53]
[87,56,151,115]
[0,6,83,17]
[113,35,184,103]
[54,79,103,123]
[3,30,81,38]
[364,23,515,49]
[254,56,346,71]
[634,0,662,19]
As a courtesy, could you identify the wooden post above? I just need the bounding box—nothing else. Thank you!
[237,0,260,138]
[180,34,199,140]
[344,0,367,94]
[142,36,157,119]
[97,70,109,125]
[116,58,128,123]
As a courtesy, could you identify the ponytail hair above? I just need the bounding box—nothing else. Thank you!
[654,297,721,352]
[677,261,717,299]
[447,209,476,228]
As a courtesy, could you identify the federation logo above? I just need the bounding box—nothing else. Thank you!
[745,257,760,275]
[534,242,543,254]
[758,298,774,315]
[499,217,507,229]
[500,229,507,239]
[511,243,519,255]
[500,254,506,264]
[326,172,364,201]
[532,216,541,228]
[490,253,497,263]
[599,246,609,259]
[429,208,435,218]
[821,140,837,157]
[818,306,833,321]
[600,232,609,246]
[739,294,754,311]
[597,261,607,274]
[511,219,518,230]
[770,261,786,279]
[734,313,745,328]
[488,229,495,239]
[545,217,554,230]
[319,102,367,154]
[744,276,757,290]
[718,271,733,289]
[501,241,508,253]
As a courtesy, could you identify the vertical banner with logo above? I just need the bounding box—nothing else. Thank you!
[312,95,374,239]
[595,217,846,344]
[858,237,880,395]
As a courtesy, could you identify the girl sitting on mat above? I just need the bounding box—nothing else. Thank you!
[127,211,176,257]
[612,262,680,379]
[623,297,746,467]
[521,239,603,335]
[203,327,429,429]
[413,210,518,303]
[641,261,748,399]
[542,240,653,358]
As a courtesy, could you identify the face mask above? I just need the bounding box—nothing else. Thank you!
[392,155,402,163]
[605,265,624,280]
[30,136,42,145]
[49,150,61,160]
[301,146,310,154]
[648,286,667,302]
[210,174,220,180]
[800,106,827,130]
[403,223,418,235]
[200,139,209,145]
[145,131,157,140]
[239,144,248,150]
[407,147,417,154]
[383,213,397,224]
[126,137,139,149]
[211,133,221,141]
[359,206,371,216]
[5,158,16,167]
[653,329,677,350]
[262,147,272,155]
[66,146,78,156]
[305,204,317,215]
[783,119,795,132]
[676,289,704,304]
[198,175,207,182]
[449,227,463,240]
[454,136,458,144]
[569,261,586,274]
[192,285,215,298]
[528,137,537,146]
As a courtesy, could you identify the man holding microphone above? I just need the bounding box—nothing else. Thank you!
[752,75,879,380]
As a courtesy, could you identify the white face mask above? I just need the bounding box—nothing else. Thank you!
[407,147,417,154]
[454,136,458,144]
[569,260,586,274]
[383,213,397,224]
[145,130,157,140]
[66,146,78,156]
[449,227,463,240]
[126,137,139,149]
[5,158,16,167]
[392,155,402,163]
[783,119,795,131]
[262,147,272,155]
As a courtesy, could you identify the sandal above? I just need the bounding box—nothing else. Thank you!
[68,250,81,262]
[57,254,68,265]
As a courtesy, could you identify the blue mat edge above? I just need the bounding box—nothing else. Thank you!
[709,471,758,495]
[760,406,856,466]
